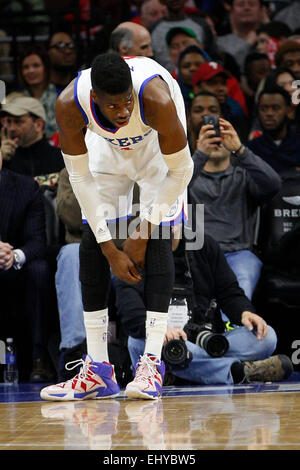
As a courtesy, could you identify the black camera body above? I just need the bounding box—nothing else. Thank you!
[183,321,229,358]
[161,337,193,371]
[203,114,220,137]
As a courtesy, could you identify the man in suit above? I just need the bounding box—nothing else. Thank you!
[0,148,54,382]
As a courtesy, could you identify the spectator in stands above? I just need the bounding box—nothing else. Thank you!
[116,234,293,386]
[242,52,271,119]
[274,0,300,32]
[264,67,300,135]
[131,0,167,29]
[216,0,268,74]
[0,147,54,382]
[0,96,64,180]
[109,21,153,57]
[247,85,300,174]
[55,167,86,382]
[192,61,248,139]
[47,31,77,95]
[255,21,291,65]
[189,116,281,301]
[275,40,300,80]
[176,45,209,108]
[151,0,219,72]
[166,26,203,76]
[187,90,221,153]
[17,46,58,140]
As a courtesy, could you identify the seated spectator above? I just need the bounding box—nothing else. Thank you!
[151,0,219,73]
[130,0,167,29]
[176,45,209,108]
[255,21,291,67]
[242,52,271,119]
[247,85,300,174]
[0,96,64,180]
[216,0,268,74]
[55,168,86,381]
[275,40,300,80]
[115,233,293,386]
[189,116,281,301]
[0,148,55,382]
[265,67,300,135]
[109,21,153,57]
[187,90,221,153]
[166,26,204,76]
[192,61,249,139]
[47,31,78,96]
[17,46,58,140]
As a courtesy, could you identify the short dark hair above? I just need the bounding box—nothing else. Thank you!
[256,21,291,39]
[192,90,220,101]
[91,53,132,95]
[244,51,269,76]
[258,84,291,107]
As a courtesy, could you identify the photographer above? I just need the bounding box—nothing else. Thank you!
[124,234,293,385]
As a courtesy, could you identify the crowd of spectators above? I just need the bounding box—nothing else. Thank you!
[0,0,300,383]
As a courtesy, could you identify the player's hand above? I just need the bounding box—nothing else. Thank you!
[241,311,268,341]
[107,249,142,284]
[122,236,148,270]
[196,123,222,155]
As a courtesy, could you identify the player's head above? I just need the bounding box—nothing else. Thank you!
[91,52,132,95]
[91,53,134,127]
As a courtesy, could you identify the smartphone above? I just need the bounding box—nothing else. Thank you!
[203,115,220,137]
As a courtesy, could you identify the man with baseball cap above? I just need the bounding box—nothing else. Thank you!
[192,61,248,139]
[0,95,64,177]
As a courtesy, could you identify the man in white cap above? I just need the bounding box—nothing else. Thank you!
[0,96,64,178]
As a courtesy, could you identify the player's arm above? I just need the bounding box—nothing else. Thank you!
[56,83,141,283]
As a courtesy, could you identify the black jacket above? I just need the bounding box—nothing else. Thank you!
[5,137,64,177]
[0,168,46,261]
[185,234,255,326]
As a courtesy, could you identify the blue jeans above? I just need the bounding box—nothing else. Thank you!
[225,250,262,300]
[55,243,86,350]
[128,325,277,385]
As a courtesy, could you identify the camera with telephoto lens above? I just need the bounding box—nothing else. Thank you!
[161,336,193,370]
[183,300,229,357]
[161,282,194,371]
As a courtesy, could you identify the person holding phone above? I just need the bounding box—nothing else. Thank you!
[188,111,281,305]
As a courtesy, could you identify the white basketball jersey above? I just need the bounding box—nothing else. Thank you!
[74,56,186,151]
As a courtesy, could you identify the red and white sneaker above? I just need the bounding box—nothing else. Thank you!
[125,353,165,400]
[40,355,120,401]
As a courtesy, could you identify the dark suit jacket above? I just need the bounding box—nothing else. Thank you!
[0,169,46,262]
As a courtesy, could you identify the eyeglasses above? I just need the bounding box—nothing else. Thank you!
[49,41,76,51]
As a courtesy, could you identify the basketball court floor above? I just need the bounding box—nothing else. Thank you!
[1,374,300,452]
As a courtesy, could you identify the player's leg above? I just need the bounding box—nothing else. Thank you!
[125,226,174,399]
[40,224,120,401]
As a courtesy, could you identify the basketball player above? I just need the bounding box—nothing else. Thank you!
[40,53,193,401]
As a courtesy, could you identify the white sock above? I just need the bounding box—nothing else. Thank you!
[83,309,109,363]
[144,311,168,359]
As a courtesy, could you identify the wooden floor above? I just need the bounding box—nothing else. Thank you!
[1,378,300,452]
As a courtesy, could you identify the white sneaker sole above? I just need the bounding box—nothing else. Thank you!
[40,390,120,402]
[125,385,160,400]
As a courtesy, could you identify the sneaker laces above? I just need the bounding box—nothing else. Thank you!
[134,355,159,384]
[65,358,95,385]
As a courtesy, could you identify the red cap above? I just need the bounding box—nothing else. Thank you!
[192,61,230,87]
